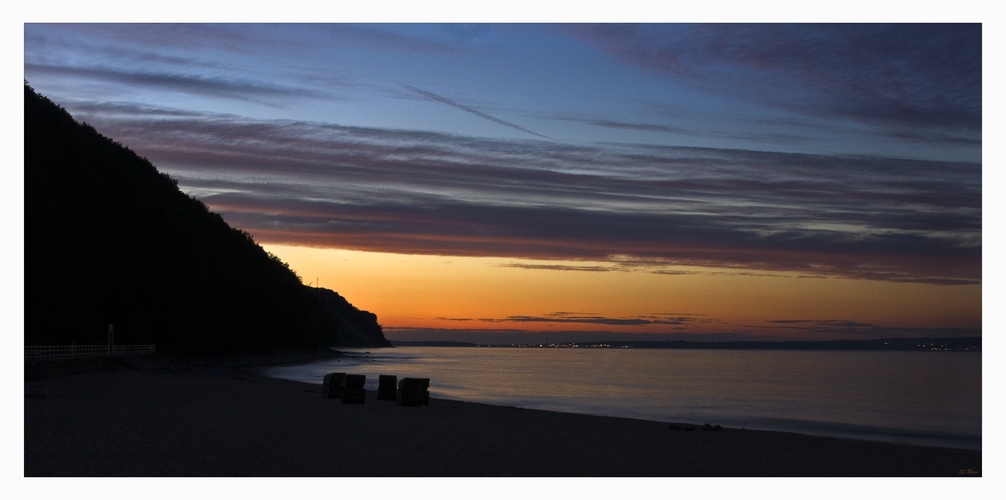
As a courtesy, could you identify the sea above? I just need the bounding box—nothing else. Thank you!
[264,347,982,451]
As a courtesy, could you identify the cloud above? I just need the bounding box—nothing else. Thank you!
[567,118,693,135]
[496,263,615,272]
[496,261,831,280]
[382,327,808,344]
[26,23,464,59]
[763,319,981,338]
[570,24,981,133]
[552,116,817,146]
[68,101,981,285]
[403,85,556,141]
[477,312,697,326]
[881,130,982,147]
[24,63,325,103]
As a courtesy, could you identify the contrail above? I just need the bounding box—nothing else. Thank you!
[403,85,556,141]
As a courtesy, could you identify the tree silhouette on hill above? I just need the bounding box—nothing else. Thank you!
[24,83,390,354]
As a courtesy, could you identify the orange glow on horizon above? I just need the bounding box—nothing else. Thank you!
[263,244,981,340]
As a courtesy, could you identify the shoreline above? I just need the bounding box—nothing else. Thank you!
[25,353,982,476]
[265,346,983,452]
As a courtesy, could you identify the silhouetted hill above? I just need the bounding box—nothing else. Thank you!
[308,288,390,347]
[25,84,389,354]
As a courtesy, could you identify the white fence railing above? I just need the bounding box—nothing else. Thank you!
[25,345,156,360]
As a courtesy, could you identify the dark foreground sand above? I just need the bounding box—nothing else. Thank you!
[24,353,981,477]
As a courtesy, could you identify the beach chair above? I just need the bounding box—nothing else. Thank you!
[418,378,430,405]
[378,375,397,400]
[341,374,366,404]
[322,372,346,399]
[397,377,429,406]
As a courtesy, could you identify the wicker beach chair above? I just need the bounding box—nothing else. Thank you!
[322,372,346,399]
[341,374,366,404]
[418,378,430,405]
[396,377,429,406]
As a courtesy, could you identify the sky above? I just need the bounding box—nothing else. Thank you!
[23,22,984,344]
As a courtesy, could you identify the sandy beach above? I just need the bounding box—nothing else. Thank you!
[24,353,981,477]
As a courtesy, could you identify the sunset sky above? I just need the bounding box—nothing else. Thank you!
[23,22,983,343]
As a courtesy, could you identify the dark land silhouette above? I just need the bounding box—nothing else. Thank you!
[24,84,390,354]
[308,287,388,348]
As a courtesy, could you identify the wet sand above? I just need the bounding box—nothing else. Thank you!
[24,353,981,477]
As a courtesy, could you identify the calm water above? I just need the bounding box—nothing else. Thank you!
[264,347,982,450]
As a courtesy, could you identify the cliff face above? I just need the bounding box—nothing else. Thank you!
[24,84,388,354]
[308,288,392,347]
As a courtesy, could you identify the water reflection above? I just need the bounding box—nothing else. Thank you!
[264,347,981,450]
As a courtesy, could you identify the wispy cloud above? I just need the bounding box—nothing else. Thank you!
[568,118,693,135]
[67,101,981,285]
[763,319,981,338]
[551,116,817,146]
[497,261,833,280]
[496,263,615,272]
[881,130,982,147]
[403,85,556,141]
[24,63,325,103]
[478,312,697,326]
[570,24,981,133]
[382,327,810,344]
